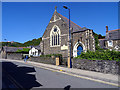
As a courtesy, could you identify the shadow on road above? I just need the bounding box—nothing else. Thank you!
[64,85,71,90]
[2,61,42,89]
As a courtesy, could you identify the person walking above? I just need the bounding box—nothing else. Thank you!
[24,55,27,63]
[26,55,28,62]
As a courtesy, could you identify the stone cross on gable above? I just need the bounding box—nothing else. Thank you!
[55,6,57,11]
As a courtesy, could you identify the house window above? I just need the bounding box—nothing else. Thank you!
[50,25,61,47]
[108,40,113,47]
[35,51,37,55]
[33,52,35,55]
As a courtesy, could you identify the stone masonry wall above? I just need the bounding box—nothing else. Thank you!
[7,53,23,60]
[29,57,56,65]
[72,58,120,75]
[72,30,95,52]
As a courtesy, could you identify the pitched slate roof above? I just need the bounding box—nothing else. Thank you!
[57,12,90,33]
[34,45,41,50]
[2,47,26,52]
[28,45,41,50]
[42,10,91,38]
[105,29,120,40]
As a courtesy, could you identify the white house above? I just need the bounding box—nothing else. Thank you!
[29,46,41,57]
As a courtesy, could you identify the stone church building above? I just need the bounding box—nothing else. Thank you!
[40,8,95,58]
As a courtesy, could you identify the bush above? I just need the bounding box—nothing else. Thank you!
[76,50,120,61]
[16,48,30,53]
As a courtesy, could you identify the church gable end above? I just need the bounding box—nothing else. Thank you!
[41,7,95,58]
[42,9,69,39]
[41,8,69,56]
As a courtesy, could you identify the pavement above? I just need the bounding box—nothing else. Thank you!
[0,59,120,87]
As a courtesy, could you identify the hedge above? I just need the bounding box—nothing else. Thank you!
[76,50,120,61]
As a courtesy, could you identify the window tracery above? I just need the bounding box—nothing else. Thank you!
[50,25,60,47]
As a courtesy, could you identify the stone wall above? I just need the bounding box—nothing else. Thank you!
[0,53,1,59]
[29,57,56,65]
[72,30,95,52]
[7,52,23,60]
[1,51,7,59]
[72,58,120,75]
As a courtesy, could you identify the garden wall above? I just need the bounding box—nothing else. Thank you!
[72,59,120,75]
[7,52,23,60]
[29,57,56,65]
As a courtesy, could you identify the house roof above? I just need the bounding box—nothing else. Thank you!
[108,29,120,33]
[105,29,120,40]
[34,45,41,50]
[42,10,91,37]
[1,47,27,52]
[99,39,105,40]
[57,12,90,33]
[29,45,41,50]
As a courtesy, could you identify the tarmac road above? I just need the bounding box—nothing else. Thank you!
[1,60,119,89]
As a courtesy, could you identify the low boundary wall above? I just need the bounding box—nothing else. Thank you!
[7,52,23,60]
[72,59,120,75]
[29,57,56,65]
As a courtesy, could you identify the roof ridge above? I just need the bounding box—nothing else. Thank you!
[108,29,120,32]
[57,13,82,28]
[99,39,105,40]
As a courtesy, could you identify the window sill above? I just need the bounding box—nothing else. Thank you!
[108,45,113,47]
[50,45,61,47]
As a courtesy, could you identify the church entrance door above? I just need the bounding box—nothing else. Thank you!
[77,45,83,56]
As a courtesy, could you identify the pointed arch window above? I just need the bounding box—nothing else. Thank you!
[54,15,56,21]
[50,25,61,47]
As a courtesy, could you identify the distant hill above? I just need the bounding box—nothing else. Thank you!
[0,37,42,47]
[23,37,42,47]
[1,33,105,48]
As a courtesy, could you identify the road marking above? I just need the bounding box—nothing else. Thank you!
[29,63,119,87]
[1,59,119,87]
[60,69,63,71]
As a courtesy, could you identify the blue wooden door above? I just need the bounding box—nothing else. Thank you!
[77,45,83,56]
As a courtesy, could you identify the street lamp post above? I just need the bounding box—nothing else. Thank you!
[63,6,72,68]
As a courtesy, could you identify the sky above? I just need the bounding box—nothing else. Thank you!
[2,2,118,43]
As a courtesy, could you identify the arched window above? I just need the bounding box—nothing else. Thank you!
[50,25,60,47]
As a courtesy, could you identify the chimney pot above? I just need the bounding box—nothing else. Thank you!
[106,26,108,33]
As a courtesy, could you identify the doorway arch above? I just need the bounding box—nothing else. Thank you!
[73,41,85,57]
[77,45,83,56]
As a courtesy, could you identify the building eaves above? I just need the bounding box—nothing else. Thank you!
[106,29,120,40]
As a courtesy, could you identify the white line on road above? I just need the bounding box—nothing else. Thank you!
[1,59,119,87]
[30,63,119,87]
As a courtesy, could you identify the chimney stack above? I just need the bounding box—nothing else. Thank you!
[106,26,108,33]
